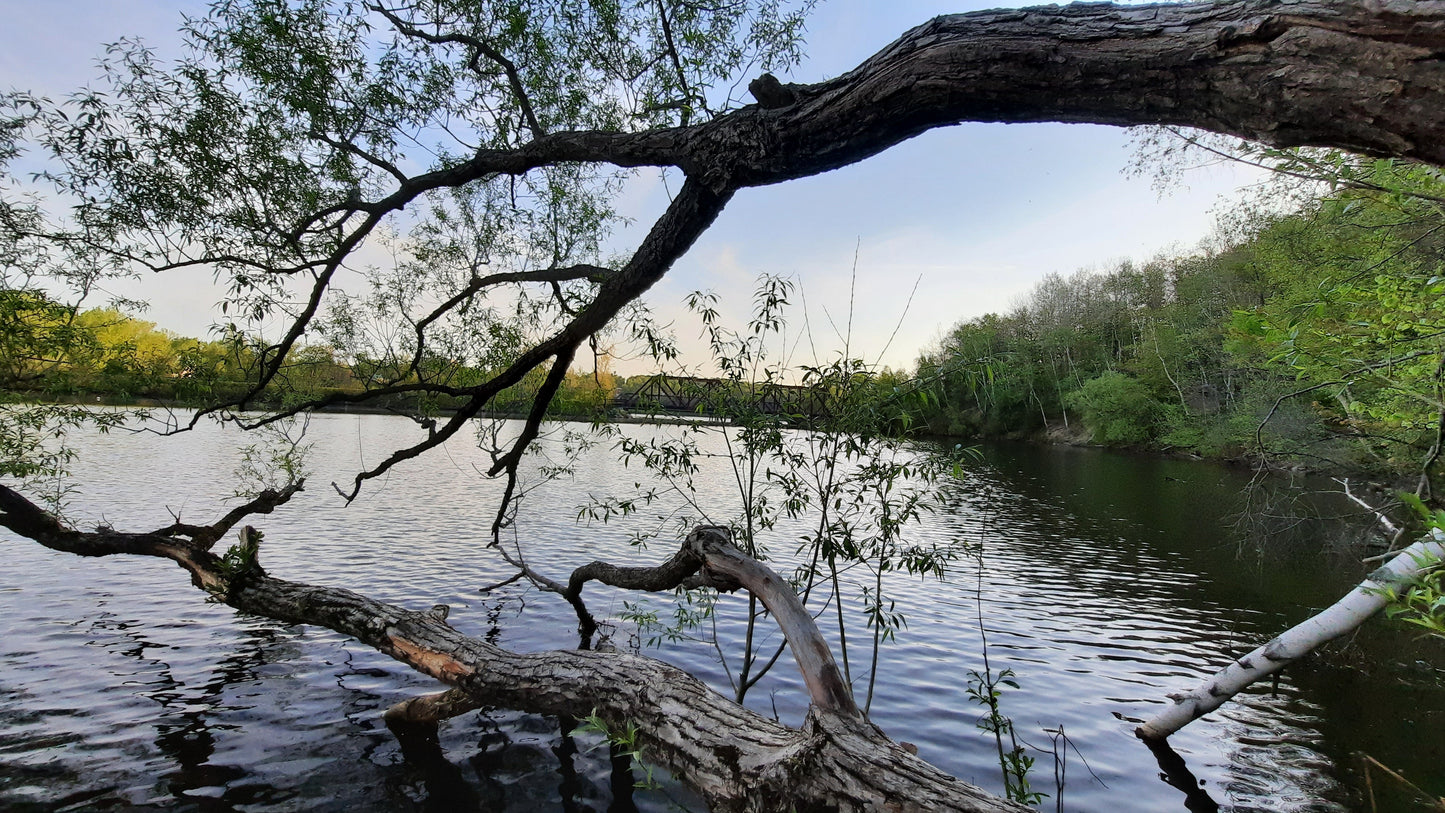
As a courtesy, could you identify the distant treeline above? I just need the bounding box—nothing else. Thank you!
[911,153,1445,486]
[0,285,915,427]
[7,152,1441,488]
[0,291,628,417]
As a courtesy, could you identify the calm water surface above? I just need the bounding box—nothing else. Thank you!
[1,412,1442,811]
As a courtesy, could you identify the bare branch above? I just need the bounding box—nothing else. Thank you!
[0,481,301,561]
[371,4,546,140]
[405,262,610,378]
[543,526,855,716]
[149,484,307,550]
[309,129,410,185]
[1334,478,1402,537]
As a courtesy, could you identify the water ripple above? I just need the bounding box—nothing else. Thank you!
[2,414,1442,811]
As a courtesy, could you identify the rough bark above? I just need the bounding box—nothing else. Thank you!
[0,486,1026,811]
[0,481,301,557]
[692,529,861,718]
[234,567,1015,812]
[1137,529,1445,741]
[415,1,1445,194]
[384,688,485,728]
[234,570,1022,812]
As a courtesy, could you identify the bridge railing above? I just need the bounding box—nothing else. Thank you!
[613,375,831,421]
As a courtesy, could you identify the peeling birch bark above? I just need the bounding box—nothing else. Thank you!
[1137,529,1445,741]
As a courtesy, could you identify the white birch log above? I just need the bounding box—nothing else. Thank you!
[1137,529,1445,742]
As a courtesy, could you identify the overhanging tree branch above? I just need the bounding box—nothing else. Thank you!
[0,481,302,560]
[371,3,548,140]
[328,177,731,503]
[93,0,1445,477]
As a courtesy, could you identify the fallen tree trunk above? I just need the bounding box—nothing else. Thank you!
[1137,529,1445,741]
[0,484,1026,812]
[235,570,1021,811]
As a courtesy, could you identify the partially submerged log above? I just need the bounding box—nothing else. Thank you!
[384,687,484,729]
[0,484,1026,811]
[238,563,1023,810]
[1137,529,1445,741]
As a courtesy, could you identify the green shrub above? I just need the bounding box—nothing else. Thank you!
[1064,371,1164,445]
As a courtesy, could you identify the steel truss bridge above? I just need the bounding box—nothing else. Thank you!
[613,375,831,421]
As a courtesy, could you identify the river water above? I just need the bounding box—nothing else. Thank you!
[1,412,1442,812]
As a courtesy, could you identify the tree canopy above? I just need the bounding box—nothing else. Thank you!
[7,0,1444,509]
[4,1,1445,810]
[913,145,1445,510]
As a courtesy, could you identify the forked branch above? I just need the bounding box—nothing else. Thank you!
[0,481,302,559]
[558,525,859,718]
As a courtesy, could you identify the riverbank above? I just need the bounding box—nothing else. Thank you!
[13,392,731,428]
[944,409,1422,515]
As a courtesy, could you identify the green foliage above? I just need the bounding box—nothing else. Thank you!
[1215,159,1445,481]
[915,144,1445,498]
[0,284,633,421]
[1383,553,1445,637]
[234,419,312,497]
[966,665,1045,806]
[0,401,135,514]
[570,710,660,790]
[1065,371,1165,445]
[1,0,816,446]
[0,286,265,402]
[1373,494,1445,638]
[583,275,963,712]
[619,590,717,649]
[215,527,267,599]
[913,255,1247,446]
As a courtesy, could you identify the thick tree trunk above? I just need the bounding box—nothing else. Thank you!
[708,0,1445,184]
[1137,529,1445,741]
[446,1,1445,191]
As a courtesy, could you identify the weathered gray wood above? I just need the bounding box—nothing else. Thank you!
[0,484,1025,810]
[566,526,859,718]
[689,527,862,719]
[231,569,1024,812]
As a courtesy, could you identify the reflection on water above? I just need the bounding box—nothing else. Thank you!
[1,414,1442,811]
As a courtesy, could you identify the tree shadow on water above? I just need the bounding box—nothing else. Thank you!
[1143,737,1220,813]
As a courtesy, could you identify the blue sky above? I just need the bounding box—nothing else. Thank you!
[1,1,1261,374]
